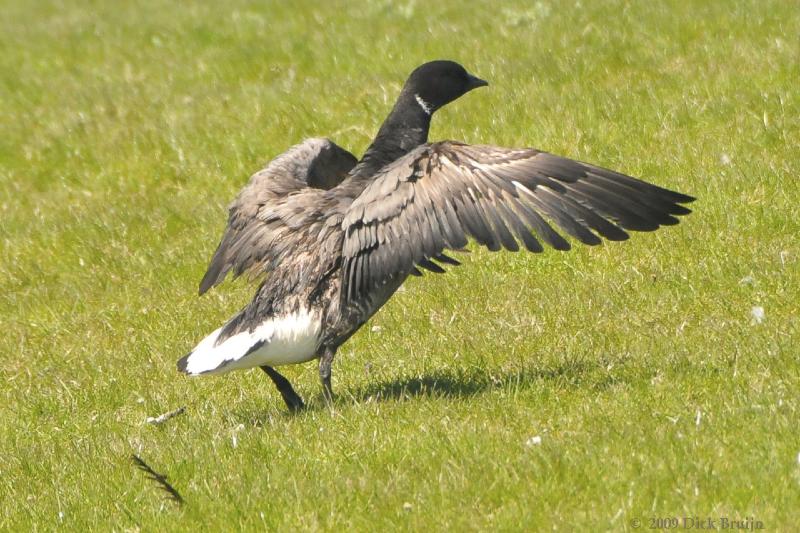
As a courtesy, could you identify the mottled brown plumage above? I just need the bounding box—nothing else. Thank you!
[179,61,694,411]
[199,138,357,296]
[340,142,693,307]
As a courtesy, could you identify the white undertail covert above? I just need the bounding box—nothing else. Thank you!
[183,309,322,375]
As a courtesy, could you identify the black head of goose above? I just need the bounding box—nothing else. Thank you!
[347,60,488,181]
[178,60,694,411]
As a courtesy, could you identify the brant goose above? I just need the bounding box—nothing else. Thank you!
[178,60,694,410]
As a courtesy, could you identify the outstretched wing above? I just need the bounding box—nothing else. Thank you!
[199,138,357,295]
[341,141,694,304]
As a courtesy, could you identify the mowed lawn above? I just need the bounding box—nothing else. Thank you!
[1,0,798,530]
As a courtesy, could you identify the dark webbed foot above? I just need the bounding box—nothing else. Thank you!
[319,347,335,404]
[260,366,305,412]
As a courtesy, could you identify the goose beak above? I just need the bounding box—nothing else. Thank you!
[466,73,489,90]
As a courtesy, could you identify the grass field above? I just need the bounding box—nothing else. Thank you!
[2,0,798,530]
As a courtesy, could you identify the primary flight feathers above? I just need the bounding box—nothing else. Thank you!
[340,141,693,303]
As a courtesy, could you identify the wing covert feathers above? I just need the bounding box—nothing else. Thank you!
[341,142,693,304]
[199,138,356,294]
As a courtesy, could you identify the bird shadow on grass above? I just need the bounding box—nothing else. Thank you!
[231,357,621,425]
[344,357,616,405]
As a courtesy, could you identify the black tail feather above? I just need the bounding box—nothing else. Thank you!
[176,352,190,373]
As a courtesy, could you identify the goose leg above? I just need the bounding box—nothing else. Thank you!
[260,366,305,412]
[319,347,335,403]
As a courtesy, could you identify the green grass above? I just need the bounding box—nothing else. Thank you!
[1,0,798,529]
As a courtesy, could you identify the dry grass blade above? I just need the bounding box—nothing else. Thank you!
[131,454,185,506]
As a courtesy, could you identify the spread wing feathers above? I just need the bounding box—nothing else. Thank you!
[341,141,694,303]
[199,138,357,295]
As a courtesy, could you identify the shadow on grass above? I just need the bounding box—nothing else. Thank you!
[229,357,629,424]
[347,358,606,404]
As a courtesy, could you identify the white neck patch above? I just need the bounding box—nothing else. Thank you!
[414,94,433,115]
